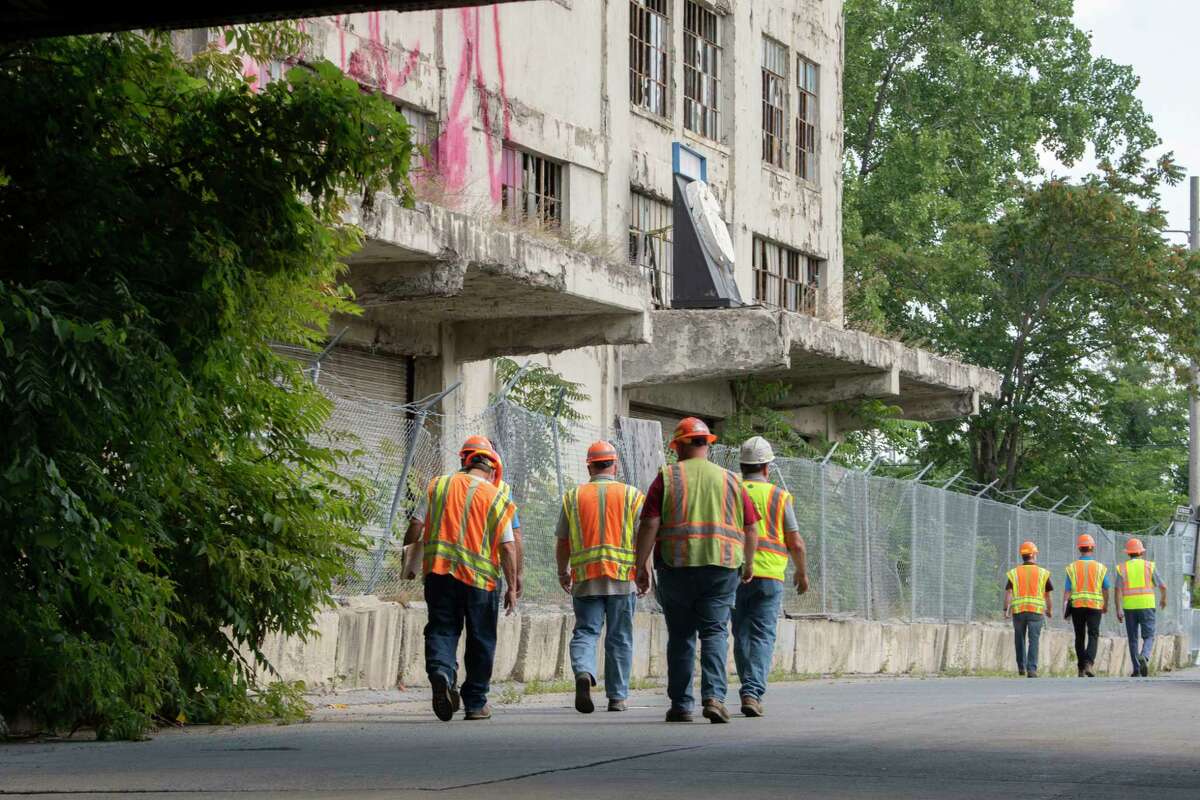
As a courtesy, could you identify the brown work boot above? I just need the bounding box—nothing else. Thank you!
[702,699,730,724]
[574,673,595,714]
[607,699,627,712]
[665,706,693,722]
[1083,662,1096,678]
[740,695,763,717]
[464,704,492,721]
[430,673,455,722]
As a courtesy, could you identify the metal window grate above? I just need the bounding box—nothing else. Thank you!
[398,105,439,173]
[630,0,670,117]
[501,145,563,226]
[753,236,821,316]
[761,37,788,168]
[628,190,674,308]
[683,1,720,139]
[795,55,819,181]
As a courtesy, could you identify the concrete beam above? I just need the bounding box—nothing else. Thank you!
[834,391,979,431]
[773,365,900,408]
[625,381,735,420]
[453,312,649,362]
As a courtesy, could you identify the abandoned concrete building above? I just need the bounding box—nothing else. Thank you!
[247,0,1001,439]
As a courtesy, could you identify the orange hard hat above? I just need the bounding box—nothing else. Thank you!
[670,417,717,450]
[1076,533,1096,549]
[459,434,495,459]
[1019,541,1038,556]
[459,436,504,487]
[1125,537,1145,556]
[586,440,618,465]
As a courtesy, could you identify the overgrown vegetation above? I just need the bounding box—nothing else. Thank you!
[0,29,414,738]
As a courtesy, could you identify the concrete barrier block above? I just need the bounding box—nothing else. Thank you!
[631,612,654,679]
[334,600,403,689]
[772,618,797,673]
[977,624,1011,672]
[515,613,566,681]
[255,607,340,688]
[793,620,843,675]
[647,613,669,677]
[397,606,429,688]
[492,612,522,682]
[844,620,886,674]
[1039,628,1073,674]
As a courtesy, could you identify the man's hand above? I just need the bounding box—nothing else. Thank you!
[558,571,572,594]
[1160,595,1168,610]
[1044,607,1052,618]
[741,563,755,584]
[1004,607,1012,620]
[794,572,809,595]
[504,586,518,615]
[515,571,525,599]
[636,568,652,597]
[1117,609,1124,623]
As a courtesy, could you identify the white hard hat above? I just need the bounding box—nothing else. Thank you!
[739,436,774,465]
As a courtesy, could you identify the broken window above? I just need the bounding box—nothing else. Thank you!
[795,55,819,182]
[398,105,440,173]
[683,1,720,140]
[501,145,563,227]
[761,37,788,168]
[753,237,821,316]
[628,190,674,308]
[630,0,670,117]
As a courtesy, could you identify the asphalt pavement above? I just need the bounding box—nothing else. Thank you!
[3,671,1199,799]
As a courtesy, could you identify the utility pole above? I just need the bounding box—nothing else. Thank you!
[1189,176,1200,578]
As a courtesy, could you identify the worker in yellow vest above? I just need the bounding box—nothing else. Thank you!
[555,441,646,714]
[1115,538,1168,677]
[1063,533,1111,678]
[634,417,760,724]
[1003,541,1053,678]
[732,436,808,717]
[402,438,519,722]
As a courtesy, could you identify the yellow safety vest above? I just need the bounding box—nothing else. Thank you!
[1117,559,1157,611]
[658,459,746,568]
[743,480,793,581]
[1065,559,1107,609]
[1007,563,1050,614]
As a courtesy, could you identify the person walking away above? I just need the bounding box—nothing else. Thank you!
[1063,533,1110,678]
[402,438,519,721]
[732,436,808,716]
[555,441,646,713]
[633,417,760,724]
[1004,541,1052,678]
[1115,538,1168,677]
[458,435,525,598]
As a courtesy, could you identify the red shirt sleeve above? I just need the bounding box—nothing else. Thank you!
[742,488,760,526]
[641,474,664,519]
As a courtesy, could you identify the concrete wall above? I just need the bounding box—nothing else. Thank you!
[260,597,1191,692]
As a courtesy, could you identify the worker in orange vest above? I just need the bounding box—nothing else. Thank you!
[555,441,646,713]
[1003,541,1053,678]
[402,438,519,721]
[1063,533,1111,678]
[1115,538,1168,677]
[457,435,524,598]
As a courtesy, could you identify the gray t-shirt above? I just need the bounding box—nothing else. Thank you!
[556,476,636,597]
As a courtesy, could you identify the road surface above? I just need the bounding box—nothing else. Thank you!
[3,671,1199,799]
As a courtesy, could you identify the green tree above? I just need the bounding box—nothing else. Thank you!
[0,30,413,738]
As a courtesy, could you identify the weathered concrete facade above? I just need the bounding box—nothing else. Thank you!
[245,2,998,434]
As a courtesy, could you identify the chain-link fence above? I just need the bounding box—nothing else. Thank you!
[319,387,1188,635]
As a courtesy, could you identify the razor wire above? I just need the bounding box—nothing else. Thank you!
[318,389,1188,635]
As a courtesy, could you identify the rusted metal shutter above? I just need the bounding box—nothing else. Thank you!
[272,343,411,405]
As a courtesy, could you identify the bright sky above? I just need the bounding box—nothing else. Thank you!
[1043,0,1199,240]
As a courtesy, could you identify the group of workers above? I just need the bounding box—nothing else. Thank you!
[402,415,1169,723]
[402,417,806,722]
[1005,533,1168,679]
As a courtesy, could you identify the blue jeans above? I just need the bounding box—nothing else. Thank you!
[732,578,784,699]
[1012,612,1044,673]
[423,572,498,712]
[570,593,637,700]
[1124,608,1156,663]
[655,564,739,711]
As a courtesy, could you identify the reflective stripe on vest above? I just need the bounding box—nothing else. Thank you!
[744,480,792,581]
[563,479,645,584]
[422,471,516,591]
[1007,564,1050,614]
[658,458,746,568]
[1118,559,1156,610]
[1065,560,1107,609]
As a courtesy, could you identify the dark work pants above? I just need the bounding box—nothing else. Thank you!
[1071,607,1103,669]
[424,572,499,712]
[655,564,739,711]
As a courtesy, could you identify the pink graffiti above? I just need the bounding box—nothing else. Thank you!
[343,11,420,96]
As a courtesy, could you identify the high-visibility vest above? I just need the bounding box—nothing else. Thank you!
[743,480,793,581]
[1006,563,1050,614]
[658,458,746,568]
[422,471,517,591]
[1065,559,1107,609]
[562,478,645,584]
[1117,559,1157,610]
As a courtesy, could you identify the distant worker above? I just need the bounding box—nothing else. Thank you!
[555,441,646,714]
[634,417,760,724]
[1063,533,1110,678]
[1003,541,1052,678]
[403,437,519,721]
[732,436,808,717]
[1115,538,1168,677]
[458,435,524,597]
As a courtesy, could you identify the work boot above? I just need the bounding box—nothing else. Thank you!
[740,695,763,717]
[464,704,492,721]
[1026,670,1037,678]
[702,699,731,724]
[1083,662,1095,678]
[607,699,626,712]
[1018,669,1026,677]
[430,673,455,722]
[574,673,595,714]
[1138,656,1150,677]
[1077,667,1086,678]
[665,706,693,723]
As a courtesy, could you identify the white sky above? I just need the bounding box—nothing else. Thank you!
[1041,0,1199,239]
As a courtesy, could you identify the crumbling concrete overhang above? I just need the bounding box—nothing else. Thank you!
[621,307,1001,426]
[340,198,650,361]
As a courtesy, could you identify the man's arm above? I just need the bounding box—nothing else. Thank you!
[786,532,808,594]
[1159,583,1168,610]
[499,541,518,614]
[1114,574,1125,621]
[634,516,660,596]
[1003,586,1013,618]
[741,522,758,583]
[512,526,525,598]
[402,518,423,547]
[555,538,572,594]
[1043,590,1052,617]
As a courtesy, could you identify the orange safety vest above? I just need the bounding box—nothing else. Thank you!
[422,471,517,591]
[1006,563,1050,614]
[658,458,746,568]
[562,478,645,584]
[1065,559,1107,610]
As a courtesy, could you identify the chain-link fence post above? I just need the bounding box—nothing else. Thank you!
[551,387,566,500]
[819,444,837,614]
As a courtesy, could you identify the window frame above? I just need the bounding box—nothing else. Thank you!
[500,145,564,228]
[682,1,720,141]
[761,36,788,169]
[630,0,671,118]
[397,104,440,174]
[795,54,819,183]
[752,236,822,316]
[628,189,674,308]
